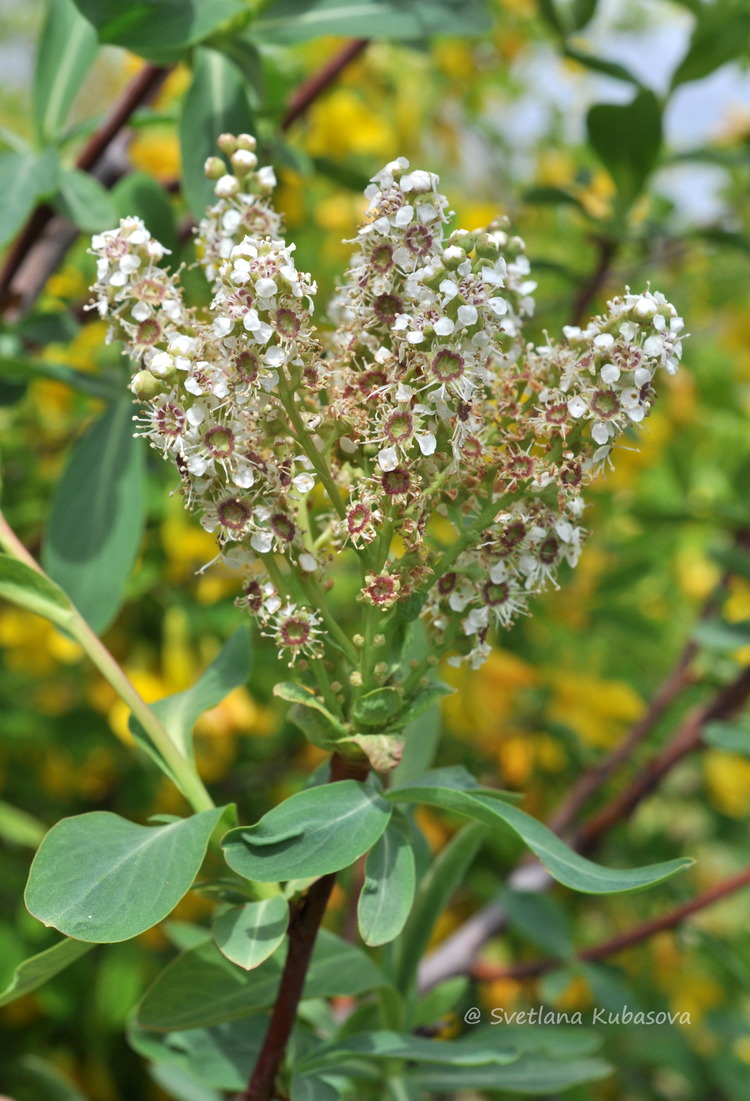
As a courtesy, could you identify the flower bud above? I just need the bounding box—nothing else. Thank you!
[217,133,238,155]
[204,156,226,180]
[130,370,165,399]
[236,133,257,152]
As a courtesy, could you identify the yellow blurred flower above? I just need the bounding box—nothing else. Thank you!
[480,976,522,1013]
[676,547,720,602]
[442,647,537,747]
[304,89,394,159]
[548,670,644,749]
[703,751,750,818]
[130,127,181,181]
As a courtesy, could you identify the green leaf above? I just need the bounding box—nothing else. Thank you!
[129,625,251,769]
[564,44,642,86]
[34,0,98,144]
[254,0,492,43]
[711,544,750,583]
[129,1015,270,1091]
[501,888,574,959]
[392,700,443,785]
[298,1029,518,1074]
[398,682,453,726]
[0,147,59,248]
[671,1,750,88]
[352,686,403,728]
[387,784,692,895]
[358,813,415,946]
[136,930,385,1030]
[113,171,179,255]
[222,781,391,882]
[149,1063,223,1101]
[10,1056,90,1101]
[693,618,750,652]
[0,355,123,401]
[704,721,750,756]
[212,895,289,970]
[179,47,255,220]
[413,1053,612,1092]
[274,681,348,747]
[53,167,117,231]
[290,1076,339,1101]
[25,807,225,942]
[71,0,245,62]
[0,799,46,848]
[0,938,93,1007]
[523,185,586,210]
[41,399,146,633]
[394,821,485,995]
[586,90,662,212]
[0,554,76,630]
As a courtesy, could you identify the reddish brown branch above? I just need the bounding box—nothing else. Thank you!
[472,865,750,983]
[281,39,369,131]
[0,64,170,314]
[241,753,369,1101]
[575,664,750,853]
[569,236,618,327]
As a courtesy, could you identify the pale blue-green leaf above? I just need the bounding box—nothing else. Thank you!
[129,1015,269,1091]
[179,47,255,220]
[358,813,415,946]
[0,147,59,247]
[129,625,251,766]
[0,799,46,848]
[34,0,98,144]
[0,554,76,631]
[694,618,750,652]
[0,937,92,1007]
[41,399,146,633]
[254,0,491,43]
[501,888,574,959]
[563,44,642,85]
[222,781,391,882]
[297,1030,518,1074]
[290,1076,339,1101]
[212,895,288,970]
[392,701,442,785]
[25,807,225,942]
[586,90,662,211]
[72,0,244,62]
[387,785,692,894]
[414,1053,612,1092]
[703,721,750,756]
[149,1062,223,1101]
[413,976,468,1029]
[397,682,453,727]
[53,167,117,231]
[136,930,385,1030]
[352,686,403,727]
[472,1023,602,1057]
[394,821,485,994]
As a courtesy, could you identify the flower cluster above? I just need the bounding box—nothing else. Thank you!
[90,136,685,676]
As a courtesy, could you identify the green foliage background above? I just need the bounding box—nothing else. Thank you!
[1,0,750,1098]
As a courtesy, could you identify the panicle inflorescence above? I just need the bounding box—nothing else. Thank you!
[90,136,685,672]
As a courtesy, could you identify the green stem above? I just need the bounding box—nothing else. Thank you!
[298,571,358,665]
[276,370,346,519]
[0,513,215,814]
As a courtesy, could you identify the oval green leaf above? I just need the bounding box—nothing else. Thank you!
[25,807,225,942]
[357,814,415,947]
[222,781,391,882]
[212,895,289,970]
[41,399,146,633]
[136,930,384,1031]
[586,89,662,212]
